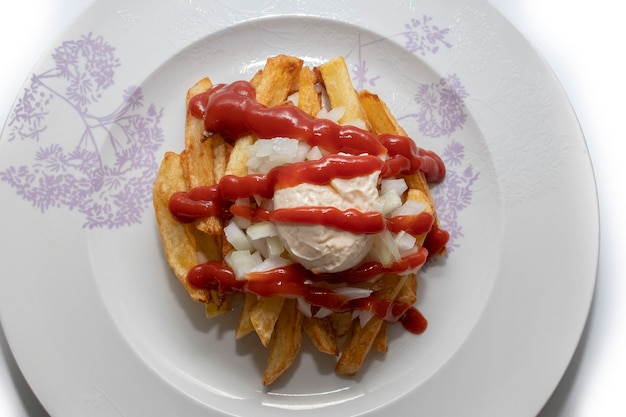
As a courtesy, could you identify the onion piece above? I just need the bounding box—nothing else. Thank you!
[333,286,372,300]
[248,255,292,274]
[223,220,253,251]
[305,145,324,161]
[377,191,403,215]
[380,178,408,197]
[225,250,262,280]
[296,297,312,318]
[246,221,278,240]
[370,230,401,266]
[394,230,417,252]
[316,106,346,123]
[266,235,285,257]
[313,307,334,318]
[353,309,374,327]
[390,199,428,217]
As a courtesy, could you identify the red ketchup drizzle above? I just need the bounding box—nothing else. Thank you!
[188,81,445,183]
[187,248,429,334]
[173,80,451,332]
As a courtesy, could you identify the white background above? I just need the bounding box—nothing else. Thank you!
[1,1,623,415]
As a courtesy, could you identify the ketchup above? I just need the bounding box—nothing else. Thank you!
[171,79,450,333]
[187,249,429,333]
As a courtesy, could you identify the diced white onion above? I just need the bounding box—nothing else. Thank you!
[225,250,262,280]
[246,221,278,240]
[305,145,324,160]
[246,137,303,174]
[249,256,292,274]
[296,297,312,318]
[357,310,374,327]
[370,230,401,266]
[313,307,334,318]
[333,286,373,300]
[266,235,285,257]
[287,91,299,106]
[380,178,408,197]
[316,106,346,123]
[377,191,403,215]
[390,199,428,217]
[297,141,311,161]
[223,220,253,251]
[394,230,417,252]
[250,237,269,259]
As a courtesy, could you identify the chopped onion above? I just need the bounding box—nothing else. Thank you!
[223,220,253,251]
[354,309,374,327]
[394,230,417,252]
[287,91,299,106]
[266,235,285,257]
[370,230,401,265]
[380,178,408,197]
[313,307,334,318]
[246,221,278,240]
[297,141,311,161]
[316,106,346,123]
[390,199,428,217]
[305,145,324,160]
[250,237,269,259]
[246,137,302,174]
[377,191,403,215]
[296,297,312,318]
[333,286,372,300]
[225,250,262,280]
[248,255,292,274]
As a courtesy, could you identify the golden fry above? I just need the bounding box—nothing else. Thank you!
[263,299,303,386]
[319,56,370,128]
[303,316,338,356]
[336,317,384,376]
[153,152,209,303]
[236,293,257,339]
[250,296,286,347]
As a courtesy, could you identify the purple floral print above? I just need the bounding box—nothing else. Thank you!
[402,74,469,138]
[0,33,164,229]
[432,141,480,254]
[402,15,452,55]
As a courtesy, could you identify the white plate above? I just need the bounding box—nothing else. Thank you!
[0,1,598,416]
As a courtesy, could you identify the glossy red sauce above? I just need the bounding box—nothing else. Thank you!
[189,81,445,183]
[187,248,429,333]
[171,79,451,332]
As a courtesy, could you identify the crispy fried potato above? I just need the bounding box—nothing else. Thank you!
[182,77,223,235]
[296,65,322,116]
[236,293,258,339]
[153,152,210,303]
[373,322,388,353]
[336,316,384,376]
[250,296,286,347]
[263,299,303,386]
[336,273,409,375]
[303,316,338,356]
[319,57,370,129]
[253,55,303,107]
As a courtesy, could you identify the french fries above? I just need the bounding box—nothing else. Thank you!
[153,54,445,385]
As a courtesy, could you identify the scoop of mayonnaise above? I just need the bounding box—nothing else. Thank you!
[273,171,380,273]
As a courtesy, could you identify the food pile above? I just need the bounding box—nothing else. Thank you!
[153,55,448,385]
